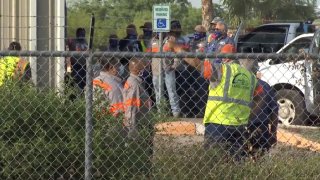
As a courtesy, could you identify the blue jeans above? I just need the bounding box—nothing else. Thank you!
[204,123,247,160]
[153,70,180,114]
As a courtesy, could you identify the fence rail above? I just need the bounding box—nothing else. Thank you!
[0,51,320,179]
[1,50,319,59]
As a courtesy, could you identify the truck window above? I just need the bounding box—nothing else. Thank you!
[269,36,312,65]
[238,25,289,53]
[311,31,320,54]
[282,37,312,54]
[296,24,316,35]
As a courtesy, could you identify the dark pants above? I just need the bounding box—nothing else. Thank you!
[248,122,271,152]
[141,69,155,104]
[71,63,86,91]
[176,65,208,117]
[204,123,247,161]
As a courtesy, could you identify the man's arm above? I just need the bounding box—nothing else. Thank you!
[123,81,139,128]
[166,36,200,69]
[172,46,203,71]
[184,57,203,72]
[168,36,222,83]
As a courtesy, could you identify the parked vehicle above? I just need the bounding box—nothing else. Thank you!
[258,32,320,125]
[238,22,315,53]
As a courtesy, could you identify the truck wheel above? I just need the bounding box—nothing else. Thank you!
[276,89,308,125]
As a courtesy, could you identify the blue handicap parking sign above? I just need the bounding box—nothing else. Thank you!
[157,19,166,28]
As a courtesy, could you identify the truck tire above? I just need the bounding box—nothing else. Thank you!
[276,89,308,125]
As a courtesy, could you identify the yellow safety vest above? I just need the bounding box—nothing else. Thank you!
[204,63,257,126]
[0,56,20,86]
[141,41,147,52]
[0,56,28,86]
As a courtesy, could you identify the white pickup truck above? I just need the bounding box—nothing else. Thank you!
[237,22,315,53]
[258,32,320,125]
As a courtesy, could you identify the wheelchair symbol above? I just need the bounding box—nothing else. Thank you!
[157,19,166,28]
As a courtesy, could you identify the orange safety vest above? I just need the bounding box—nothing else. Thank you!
[123,81,142,109]
[92,79,124,116]
[14,59,29,80]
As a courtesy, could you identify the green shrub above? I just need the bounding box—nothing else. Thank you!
[0,82,86,179]
[0,82,155,179]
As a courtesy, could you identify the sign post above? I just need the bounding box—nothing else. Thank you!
[153,5,170,106]
[153,5,170,32]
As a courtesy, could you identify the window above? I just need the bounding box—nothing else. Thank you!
[238,25,289,53]
[269,36,313,65]
[311,31,320,54]
[282,37,312,54]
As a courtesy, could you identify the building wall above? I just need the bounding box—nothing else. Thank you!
[0,0,65,89]
[0,0,30,50]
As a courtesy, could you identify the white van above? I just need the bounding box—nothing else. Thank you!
[258,33,320,125]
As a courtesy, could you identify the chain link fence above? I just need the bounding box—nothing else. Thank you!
[1,51,320,179]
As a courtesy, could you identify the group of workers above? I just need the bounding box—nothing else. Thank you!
[87,17,279,161]
[93,56,150,138]
[0,17,279,161]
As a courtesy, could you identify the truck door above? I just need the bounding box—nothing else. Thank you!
[309,30,320,114]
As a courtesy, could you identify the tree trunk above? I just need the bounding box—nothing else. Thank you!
[201,0,213,31]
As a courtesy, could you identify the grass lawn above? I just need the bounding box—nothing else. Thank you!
[151,134,320,179]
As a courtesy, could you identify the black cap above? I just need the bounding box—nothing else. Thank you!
[140,22,152,31]
[170,20,182,32]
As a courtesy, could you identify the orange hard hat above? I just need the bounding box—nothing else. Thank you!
[220,44,235,53]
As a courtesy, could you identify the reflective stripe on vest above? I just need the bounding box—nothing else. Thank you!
[151,47,159,52]
[92,79,112,91]
[207,65,256,107]
[141,41,147,52]
[109,102,125,114]
[124,98,141,107]
[204,63,257,126]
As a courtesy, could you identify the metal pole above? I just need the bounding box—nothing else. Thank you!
[88,13,95,50]
[85,13,95,180]
[85,53,94,180]
[158,32,164,104]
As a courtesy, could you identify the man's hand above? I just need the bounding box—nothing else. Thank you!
[166,35,176,50]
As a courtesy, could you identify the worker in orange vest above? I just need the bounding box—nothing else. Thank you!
[151,20,188,117]
[93,57,124,116]
[123,58,151,138]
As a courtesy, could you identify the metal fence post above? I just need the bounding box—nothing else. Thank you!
[85,13,95,180]
[85,52,94,180]
[158,32,164,105]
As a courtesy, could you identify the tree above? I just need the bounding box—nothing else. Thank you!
[201,0,213,31]
[222,0,316,27]
[67,0,195,49]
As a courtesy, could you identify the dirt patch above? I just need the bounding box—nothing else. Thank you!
[277,128,320,152]
[155,121,320,152]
